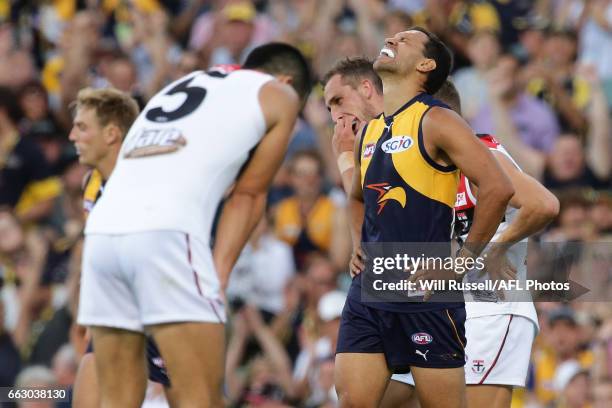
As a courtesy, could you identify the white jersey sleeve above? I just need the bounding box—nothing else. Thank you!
[85,69,275,245]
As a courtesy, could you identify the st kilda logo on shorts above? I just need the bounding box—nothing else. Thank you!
[411,332,433,345]
[472,359,485,374]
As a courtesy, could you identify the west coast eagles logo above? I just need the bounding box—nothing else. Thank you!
[366,182,406,214]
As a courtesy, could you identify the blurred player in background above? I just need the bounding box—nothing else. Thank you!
[324,60,560,408]
[77,43,311,407]
[68,88,181,406]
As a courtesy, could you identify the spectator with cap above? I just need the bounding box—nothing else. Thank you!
[552,360,591,408]
[191,1,270,68]
[293,290,345,406]
[534,306,594,405]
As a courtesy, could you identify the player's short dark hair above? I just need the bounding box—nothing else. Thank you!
[0,87,23,125]
[410,26,453,94]
[243,42,312,102]
[433,79,462,115]
[322,57,383,95]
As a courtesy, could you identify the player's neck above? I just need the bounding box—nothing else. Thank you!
[96,152,118,181]
[381,77,422,117]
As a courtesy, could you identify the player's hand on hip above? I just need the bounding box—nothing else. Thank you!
[408,263,458,301]
[349,247,366,278]
[479,246,517,300]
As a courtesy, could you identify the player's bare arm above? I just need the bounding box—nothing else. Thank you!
[348,124,366,276]
[423,107,514,256]
[213,81,300,290]
[481,151,559,245]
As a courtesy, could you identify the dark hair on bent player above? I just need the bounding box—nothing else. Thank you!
[322,57,383,95]
[410,26,454,95]
[243,42,313,102]
[433,79,462,115]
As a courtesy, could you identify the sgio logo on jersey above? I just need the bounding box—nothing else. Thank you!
[381,135,413,154]
[124,128,187,158]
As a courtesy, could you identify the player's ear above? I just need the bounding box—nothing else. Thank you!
[416,58,436,74]
[104,124,122,145]
[275,74,293,87]
[359,79,373,99]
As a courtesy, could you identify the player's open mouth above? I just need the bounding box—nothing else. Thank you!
[380,47,395,59]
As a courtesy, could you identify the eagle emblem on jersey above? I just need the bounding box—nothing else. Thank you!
[123,128,187,158]
[366,182,407,214]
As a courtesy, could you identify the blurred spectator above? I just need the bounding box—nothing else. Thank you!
[578,0,612,87]
[0,208,49,351]
[51,344,77,388]
[191,1,273,68]
[543,191,598,242]
[453,30,501,122]
[227,213,296,317]
[274,150,350,271]
[533,307,594,405]
[293,290,344,406]
[544,62,611,189]
[226,305,295,406]
[0,296,21,387]
[523,28,589,133]
[471,53,561,178]
[553,360,591,408]
[0,87,62,224]
[14,365,57,408]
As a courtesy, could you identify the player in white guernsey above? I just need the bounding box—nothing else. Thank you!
[77,43,311,407]
[323,71,559,408]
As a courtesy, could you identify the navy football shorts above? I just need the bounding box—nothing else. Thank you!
[336,297,466,373]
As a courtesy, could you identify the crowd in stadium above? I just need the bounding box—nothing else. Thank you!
[0,0,611,407]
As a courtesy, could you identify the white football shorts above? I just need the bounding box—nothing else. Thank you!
[77,231,226,332]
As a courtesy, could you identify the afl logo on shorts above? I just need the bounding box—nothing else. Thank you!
[382,136,413,154]
[411,332,433,345]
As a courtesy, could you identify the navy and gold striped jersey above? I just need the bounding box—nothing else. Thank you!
[360,93,459,244]
[83,169,104,217]
[352,93,462,312]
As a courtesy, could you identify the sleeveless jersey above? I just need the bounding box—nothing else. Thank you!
[351,93,461,312]
[82,169,103,216]
[456,134,538,327]
[85,69,274,245]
